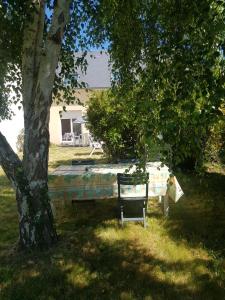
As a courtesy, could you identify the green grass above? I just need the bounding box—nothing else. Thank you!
[48,144,107,171]
[0,146,225,300]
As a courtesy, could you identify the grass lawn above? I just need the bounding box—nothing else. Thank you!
[0,145,225,300]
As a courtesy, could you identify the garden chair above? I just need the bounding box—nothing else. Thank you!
[89,135,104,156]
[117,173,149,228]
[63,132,73,141]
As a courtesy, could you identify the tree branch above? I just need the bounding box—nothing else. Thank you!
[0,131,27,191]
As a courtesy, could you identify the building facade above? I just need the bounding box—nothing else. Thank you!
[49,51,111,146]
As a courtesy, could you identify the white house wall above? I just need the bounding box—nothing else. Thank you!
[49,104,87,145]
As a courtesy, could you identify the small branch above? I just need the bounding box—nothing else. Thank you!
[0,131,22,186]
[0,131,32,197]
[0,131,34,211]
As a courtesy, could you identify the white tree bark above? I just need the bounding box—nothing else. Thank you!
[0,0,72,249]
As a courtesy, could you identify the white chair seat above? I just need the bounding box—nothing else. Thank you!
[89,136,104,156]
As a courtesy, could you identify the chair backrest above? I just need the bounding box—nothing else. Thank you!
[89,135,103,149]
[117,173,149,199]
[93,141,103,149]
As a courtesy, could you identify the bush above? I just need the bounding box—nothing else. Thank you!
[87,91,167,163]
[205,118,225,164]
[87,90,224,170]
[87,91,139,160]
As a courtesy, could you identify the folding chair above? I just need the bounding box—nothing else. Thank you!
[117,173,149,228]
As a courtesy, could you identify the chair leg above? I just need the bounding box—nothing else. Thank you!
[89,147,95,157]
[121,207,124,227]
[163,195,169,217]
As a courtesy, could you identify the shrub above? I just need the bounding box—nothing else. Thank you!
[87,91,139,160]
[205,118,225,164]
[87,90,224,170]
[87,91,167,163]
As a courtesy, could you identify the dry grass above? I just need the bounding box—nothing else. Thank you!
[48,144,106,171]
[0,146,225,300]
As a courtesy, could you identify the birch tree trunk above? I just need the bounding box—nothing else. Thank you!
[0,131,56,248]
[0,0,71,249]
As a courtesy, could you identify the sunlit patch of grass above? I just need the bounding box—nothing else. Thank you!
[48,144,105,171]
[120,291,136,300]
[65,262,97,288]
[94,209,214,292]
[205,162,225,175]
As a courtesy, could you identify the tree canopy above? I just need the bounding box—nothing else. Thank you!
[87,0,225,169]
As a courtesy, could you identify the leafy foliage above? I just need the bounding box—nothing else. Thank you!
[87,90,139,160]
[87,90,170,164]
[0,0,100,120]
[87,0,225,170]
[0,0,31,119]
[205,116,225,164]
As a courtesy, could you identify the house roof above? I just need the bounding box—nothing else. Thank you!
[75,51,111,89]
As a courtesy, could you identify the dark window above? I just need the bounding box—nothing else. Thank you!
[61,119,72,140]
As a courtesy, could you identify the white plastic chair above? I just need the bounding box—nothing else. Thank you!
[89,135,104,156]
[63,132,73,141]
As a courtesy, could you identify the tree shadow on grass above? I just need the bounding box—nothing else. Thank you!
[164,171,225,256]
[0,178,18,258]
[1,198,225,300]
[1,243,224,300]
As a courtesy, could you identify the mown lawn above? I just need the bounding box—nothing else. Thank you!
[0,146,225,300]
